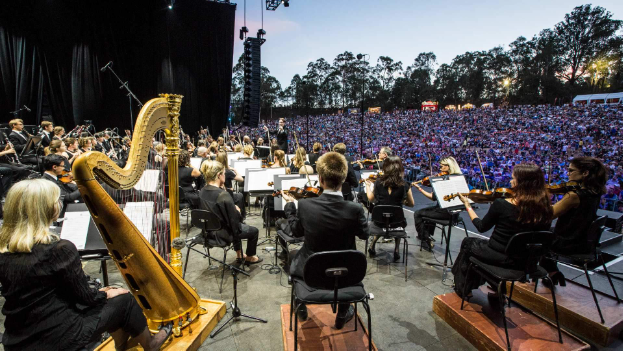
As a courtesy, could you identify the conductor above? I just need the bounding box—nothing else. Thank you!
[263,118,288,153]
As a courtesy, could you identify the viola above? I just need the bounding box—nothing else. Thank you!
[267,182,274,186]
[546,181,581,195]
[412,171,449,187]
[352,159,382,165]
[359,172,384,184]
[443,188,514,203]
[272,186,323,200]
[261,162,275,168]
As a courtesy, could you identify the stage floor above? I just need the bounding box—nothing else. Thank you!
[0,196,620,351]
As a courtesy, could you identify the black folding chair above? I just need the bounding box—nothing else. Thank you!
[290,250,373,351]
[182,209,233,293]
[542,216,621,323]
[460,231,562,351]
[370,205,409,281]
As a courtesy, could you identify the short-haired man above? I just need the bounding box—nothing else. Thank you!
[332,143,358,201]
[42,155,82,204]
[40,121,54,148]
[8,119,40,166]
[280,151,369,329]
[93,133,105,152]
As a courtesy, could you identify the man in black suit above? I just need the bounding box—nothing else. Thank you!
[332,143,358,201]
[42,155,83,205]
[39,121,53,148]
[93,133,105,152]
[263,118,288,153]
[8,118,39,166]
[281,151,369,329]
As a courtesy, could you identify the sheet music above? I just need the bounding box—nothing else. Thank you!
[60,211,91,249]
[287,154,310,163]
[133,170,160,193]
[123,202,154,241]
[227,153,243,167]
[232,160,262,176]
[431,176,473,209]
[190,157,202,169]
[245,168,287,191]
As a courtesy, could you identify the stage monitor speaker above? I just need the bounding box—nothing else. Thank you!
[243,37,261,128]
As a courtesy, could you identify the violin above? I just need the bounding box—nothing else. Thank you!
[412,171,449,187]
[58,170,74,184]
[268,182,274,186]
[444,188,514,203]
[352,159,382,165]
[272,186,323,200]
[546,181,581,195]
[261,162,275,168]
[359,172,384,184]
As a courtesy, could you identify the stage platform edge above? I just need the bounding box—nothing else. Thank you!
[505,281,622,346]
[280,304,377,351]
[433,287,589,351]
[95,298,226,351]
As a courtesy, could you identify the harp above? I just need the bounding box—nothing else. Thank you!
[73,94,224,348]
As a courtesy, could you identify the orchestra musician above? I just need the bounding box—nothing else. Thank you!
[0,179,172,351]
[93,133,105,152]
[539,157,608,285]
[0,133,32,182]
[452,163,553,298]
[44,140,73,172]
[332,143,358,201]
[216,151,246,219]
[78,137,93,154]
[52,126,64,141]
[355,146,392,206]
[365,156,415,261]
[39,121,54,148]
[64,138,82,163]
[178,150,202,209]
[42,155,83,205]
[263,118,288,153]
[308,142,322,171]
[8,119,38,166]
[289,146,308,174]
[199,160,262,265]
[412,157,463,250]
[280,152,369,329]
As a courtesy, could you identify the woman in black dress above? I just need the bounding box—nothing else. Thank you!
[540,157,608,285]
[0,179,171,351]
[452,163,553,297]
[365,156,415,261]
[178,150,202,208]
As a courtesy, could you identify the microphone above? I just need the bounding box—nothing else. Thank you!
[100,61,112,72]
[23,105,31,112]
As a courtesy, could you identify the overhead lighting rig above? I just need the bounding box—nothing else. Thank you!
[266,0,289,11]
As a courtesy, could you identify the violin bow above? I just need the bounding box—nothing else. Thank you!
[266,124,272,159]
[475,149,490,191]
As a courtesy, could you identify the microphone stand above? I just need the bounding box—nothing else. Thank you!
[9,106,28,116]
[101,63,142,133]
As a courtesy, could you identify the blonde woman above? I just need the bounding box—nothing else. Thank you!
[241,144,254,159]
[44,139,73,172]
[289,146,307,174]
[412,156,463,250]
[272,150,291,174]
[199,160,262,265]
[0,179,172,350]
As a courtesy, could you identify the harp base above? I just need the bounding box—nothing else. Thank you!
[95,298,226,351]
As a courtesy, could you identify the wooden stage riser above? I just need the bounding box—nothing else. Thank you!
[433,288,590,351]
[506,281,622,347]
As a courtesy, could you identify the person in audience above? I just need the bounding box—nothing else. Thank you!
[412,156,463,250]
[178,150,202,208]
[0,179,172,351]
[199,160,262,265]
[452,163,553,298]
[540,157,608,285]
[280,151,369,329]
[366,156,415,261]
[42,155,83,205]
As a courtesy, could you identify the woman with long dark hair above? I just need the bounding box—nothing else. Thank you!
[452,163,553,297]
[540,157,608,285]
[365,156,415,261]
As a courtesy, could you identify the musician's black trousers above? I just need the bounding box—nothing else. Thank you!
[0,162,31,181]
[88,293,147,342]
[234,224,259,257]
[413,205,451,240]
[0,166,14,199]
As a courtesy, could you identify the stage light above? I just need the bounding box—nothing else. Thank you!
[168,5,173,9]
[283,0,289,7]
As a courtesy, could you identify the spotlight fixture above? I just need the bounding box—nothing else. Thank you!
[239,26,249,40]
[266,0,288,11]
[283,0,289,7]
[168,0,175,9]
[257,29,266,39]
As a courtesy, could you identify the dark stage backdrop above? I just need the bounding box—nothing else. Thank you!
[0,0,235,136]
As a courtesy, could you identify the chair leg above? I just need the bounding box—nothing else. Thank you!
[461,263,473,310]
[354,303,358,331]
[447,225,453,266]
[534,278,539,293]
[546,277,563,343]
[600,253,621,302]
[404,238,408,282]
[508,281,514,307]
[362,301,372,351]
[219,249,227,294]
[461,219,469,238]
[498,281,511,351]
[584,263,605,323]
[294,302,303,351]
[289,285,295,331]
[183,245,192,279]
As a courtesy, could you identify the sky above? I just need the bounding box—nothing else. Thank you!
[231,0,623,89]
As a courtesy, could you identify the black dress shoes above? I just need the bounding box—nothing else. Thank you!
[334,305,355,330]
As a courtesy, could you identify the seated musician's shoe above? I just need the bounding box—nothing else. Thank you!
[393,251,400,262]
[367,246,376,257]
[245,256,264,266]
[334,305,355,330]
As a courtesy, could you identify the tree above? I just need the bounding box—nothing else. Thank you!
[555,4,622,87]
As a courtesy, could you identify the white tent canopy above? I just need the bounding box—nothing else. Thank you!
[573,92,622,105]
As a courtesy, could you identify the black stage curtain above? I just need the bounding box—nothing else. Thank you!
[0,0,235,136]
